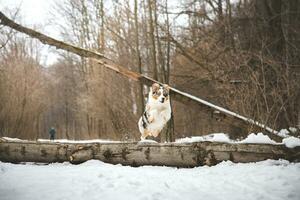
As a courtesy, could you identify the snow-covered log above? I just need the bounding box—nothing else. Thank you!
[0,140,299,167]
[0,11,282,138]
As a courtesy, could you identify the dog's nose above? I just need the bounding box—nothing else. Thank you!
[161,97,165,103]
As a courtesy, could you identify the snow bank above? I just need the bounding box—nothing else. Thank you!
[277,128,299,137]
[1,137,24,142]
[176,133,233,143]
[1,137,121,144]
[2,132,300,148]
[278,129,290,137]
[238,133,278,144]
[175,133,300,148]
[0,159,299,200]
[289,127,298,133]
[176,133,278,144]
[282,137,300,148]
[37,139,121,143]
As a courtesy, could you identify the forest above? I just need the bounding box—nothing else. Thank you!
[0,0,299,141]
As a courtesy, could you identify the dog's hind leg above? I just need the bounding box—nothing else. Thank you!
[151,131,160,138]
[140,130,149,140]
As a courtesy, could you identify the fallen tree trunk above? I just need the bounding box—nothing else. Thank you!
[0,140,299,167]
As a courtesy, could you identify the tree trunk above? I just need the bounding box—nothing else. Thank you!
[0,139,299,167]
[147,0,158,81]
[98,0,105,53]
[164,0,171,84]
[217,0,225,44]
[153,0,165,82]
[134,0,145,113]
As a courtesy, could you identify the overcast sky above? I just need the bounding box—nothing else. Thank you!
[0,0,187,66]
[0,0,60,65]
[0,0,58,30]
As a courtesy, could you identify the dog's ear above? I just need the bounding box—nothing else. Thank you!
[151,83,160,93]
[163,84,170,94]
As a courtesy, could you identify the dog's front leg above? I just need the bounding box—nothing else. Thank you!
[148,115,154,123]
[161,110,171,123]
[148,109,158,123]
[145,105,154,123]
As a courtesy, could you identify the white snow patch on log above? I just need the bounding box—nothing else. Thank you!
[175,133,300,148]
[238,133,278,144]
[2,132,300,148]
[175,133,233,143]
[37,139,121,143]
[282,137,300,148]
[278,129,291,137]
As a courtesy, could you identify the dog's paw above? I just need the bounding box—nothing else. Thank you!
[152,131,160,138]
[146,104,151,111]
[163,116,167,122]
[140,135,146,140]
[148,115,154,123]
[138,139,158,144]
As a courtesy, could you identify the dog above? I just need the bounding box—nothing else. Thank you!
[138,83,171,140]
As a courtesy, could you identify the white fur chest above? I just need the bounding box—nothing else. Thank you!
[146,104,171,133]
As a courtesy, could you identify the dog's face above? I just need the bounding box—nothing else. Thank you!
[150,83,170,103]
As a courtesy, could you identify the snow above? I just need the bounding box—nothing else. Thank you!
[278,129,290,137]
[2,131,300,148]
[282,137,300,148]
[238,133,278,144]
[175,133,277,144]
[0,159,299,200]
[1,137,121,144]
[175,133,300,148]
[175,133,233,143]
[1,137,23,142]
[37,139,121,144]
[289,127,298,133]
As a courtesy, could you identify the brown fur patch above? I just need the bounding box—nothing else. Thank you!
[151,83,161,99]
[152,83,160,92]
[163,84,170,90]
[152,95,158,100]
[162,84,170,95]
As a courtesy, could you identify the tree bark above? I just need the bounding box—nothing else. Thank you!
[147,0,158,81]
[134,0,145,114]
[164,0,171,84]
[99,0,105,52]
[0,139,299,167]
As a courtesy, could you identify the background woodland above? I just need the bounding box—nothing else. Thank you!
[0,0,299,141]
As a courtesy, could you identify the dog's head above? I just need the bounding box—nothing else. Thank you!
[150,83,170,103]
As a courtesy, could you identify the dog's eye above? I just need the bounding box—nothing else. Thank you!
[163,91,168,97]
[153,91,161,96]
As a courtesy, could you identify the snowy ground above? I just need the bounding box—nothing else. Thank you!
[0,160,299,200]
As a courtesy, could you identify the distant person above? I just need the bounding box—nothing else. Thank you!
[49,127,56,141]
